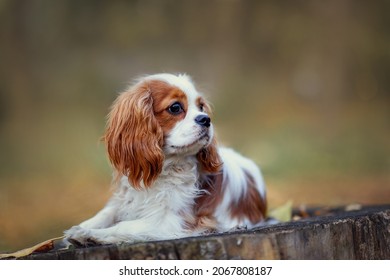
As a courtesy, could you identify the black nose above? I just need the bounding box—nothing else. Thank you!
[195,115,211,128]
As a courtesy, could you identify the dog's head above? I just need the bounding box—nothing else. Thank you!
[103,73,222,188]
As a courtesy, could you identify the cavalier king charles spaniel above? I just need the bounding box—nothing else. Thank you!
[65,73,267,245]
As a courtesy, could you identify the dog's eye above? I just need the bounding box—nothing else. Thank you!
[199,104,204,112]
[168,102,184,115]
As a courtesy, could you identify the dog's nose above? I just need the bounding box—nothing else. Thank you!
[195,115,211,128]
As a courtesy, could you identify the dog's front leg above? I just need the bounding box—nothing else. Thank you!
[65,218,162,245]
[64,203,117,243]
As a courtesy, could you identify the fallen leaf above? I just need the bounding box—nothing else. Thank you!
[268,200,293,222]
[0,236,65,259]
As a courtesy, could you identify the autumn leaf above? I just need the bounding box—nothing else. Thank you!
[0,236,66,259]
[268,200,293,222]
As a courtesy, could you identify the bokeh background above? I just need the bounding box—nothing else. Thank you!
[0,0,389,252]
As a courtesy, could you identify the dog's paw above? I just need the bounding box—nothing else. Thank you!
[64,225,90,239]
[64,226,99,246]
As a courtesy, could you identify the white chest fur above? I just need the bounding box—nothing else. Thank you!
[113,156,200,228]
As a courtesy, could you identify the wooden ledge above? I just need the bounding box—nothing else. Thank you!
[21,205,390,260]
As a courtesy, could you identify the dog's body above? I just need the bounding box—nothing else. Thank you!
[65,73,266,244]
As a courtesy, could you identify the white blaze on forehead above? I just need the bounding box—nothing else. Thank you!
[143,73,201,104]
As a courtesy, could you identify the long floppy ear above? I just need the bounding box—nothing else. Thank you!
[197,101,222,173]
[197,136,222,173]
[103,82,164,188]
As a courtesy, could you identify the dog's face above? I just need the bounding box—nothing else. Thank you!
[149,75,213,156]
[104,74,221,188]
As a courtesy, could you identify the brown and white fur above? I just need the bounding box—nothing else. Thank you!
[64,73,267,244]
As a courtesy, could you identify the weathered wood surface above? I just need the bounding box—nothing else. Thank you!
[23,205,390,260]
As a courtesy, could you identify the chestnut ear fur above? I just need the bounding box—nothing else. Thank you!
[103,82,164,188]
[197,136,222,174]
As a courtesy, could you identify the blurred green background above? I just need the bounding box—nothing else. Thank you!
[0,0,389,252]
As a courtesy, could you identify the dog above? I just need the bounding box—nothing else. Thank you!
[64,73,267,245]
